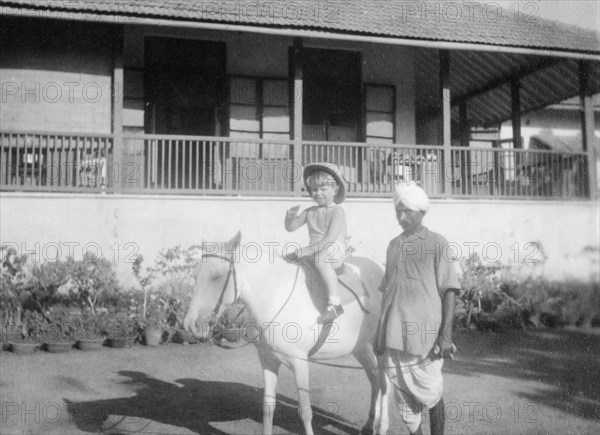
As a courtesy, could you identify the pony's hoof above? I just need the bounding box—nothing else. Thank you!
[359,426,375,435]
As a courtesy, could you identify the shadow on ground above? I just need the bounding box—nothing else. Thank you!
[65,370,360,434]
[450,328,600,420]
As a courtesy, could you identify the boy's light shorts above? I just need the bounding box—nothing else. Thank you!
[383,348,444,433]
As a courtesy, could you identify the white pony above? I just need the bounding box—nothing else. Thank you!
[184,232,390,434]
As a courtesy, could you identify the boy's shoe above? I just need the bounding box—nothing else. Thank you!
[319,304,344,323]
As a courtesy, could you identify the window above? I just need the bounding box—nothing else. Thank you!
[365,84,395,143]
[228,77,290,140]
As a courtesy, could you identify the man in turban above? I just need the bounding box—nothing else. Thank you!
[375,181,460,435]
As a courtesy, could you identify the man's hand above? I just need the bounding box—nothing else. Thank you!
[433,288,458,360]
[432,337,457,360]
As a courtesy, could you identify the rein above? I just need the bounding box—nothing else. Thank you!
[203,257,368,369]
[201,256,416,371]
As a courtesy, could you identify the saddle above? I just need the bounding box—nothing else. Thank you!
[298,256,370,315]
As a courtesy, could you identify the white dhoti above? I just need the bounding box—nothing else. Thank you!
[383,349,444,433]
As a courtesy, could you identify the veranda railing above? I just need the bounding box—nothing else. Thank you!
[0,131,113,192]
[0,131,589,199]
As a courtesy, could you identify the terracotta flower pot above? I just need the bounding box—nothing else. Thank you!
[107,336,136,348]
[9,341,40,355]
[44,341,75,353]
[76,337,106,351]
[143,326,163,346]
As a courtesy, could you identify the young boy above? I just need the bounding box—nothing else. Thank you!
[374,181,460,435]
[284,162,348,323]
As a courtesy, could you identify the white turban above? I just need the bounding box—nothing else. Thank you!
[393,181,430,213]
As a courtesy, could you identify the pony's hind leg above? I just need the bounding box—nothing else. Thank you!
[258,351,281,435]
[353,344,390,435]
[290,357,314,435]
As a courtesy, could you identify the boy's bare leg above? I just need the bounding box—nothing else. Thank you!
[314,261,339,304]
[314,261,343,321]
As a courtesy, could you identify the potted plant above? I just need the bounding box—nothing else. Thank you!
[41,305,76,353]
[137,298,168,346]
[9,310,44,355]
[73,311,106,350]
[167,298,200,344]
[216,304,248,343]
[102,310,138,348]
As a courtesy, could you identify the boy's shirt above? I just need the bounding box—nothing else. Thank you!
[306,204,347,254]
[375,226,460,356]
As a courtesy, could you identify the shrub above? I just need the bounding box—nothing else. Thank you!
[131,246,203,341]
[1,248,34,327]
[72,310,105,341]
[69,255,119,314]
[29,261,72,312]
[458,254,600,330]
[100,309,139,340]
[42,304,76,343]
[11,310,46,343]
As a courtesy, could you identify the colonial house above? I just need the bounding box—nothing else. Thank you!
[1,0,599,281]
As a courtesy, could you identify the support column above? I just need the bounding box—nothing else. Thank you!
[439,50,452,197]
[459,101,470,194]
[579,60,598,199]
[510,79,522,149]
[112,28,124,193]
[292,38,303,195]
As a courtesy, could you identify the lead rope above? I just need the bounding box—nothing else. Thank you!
[211,263,439,371]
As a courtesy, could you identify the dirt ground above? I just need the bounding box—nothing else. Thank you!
[1,328,599,435]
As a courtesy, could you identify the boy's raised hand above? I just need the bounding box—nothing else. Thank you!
[284,205,306,232]
[286,205,301,220]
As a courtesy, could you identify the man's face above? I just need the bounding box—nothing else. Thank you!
[395,203,424,232]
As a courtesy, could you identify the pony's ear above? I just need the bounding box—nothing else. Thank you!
[224,231,242,252]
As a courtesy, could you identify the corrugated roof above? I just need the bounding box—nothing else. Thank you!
[1,0,599,55]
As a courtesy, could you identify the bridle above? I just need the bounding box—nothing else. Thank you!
[200,252,302,346]
[201,253,240,336]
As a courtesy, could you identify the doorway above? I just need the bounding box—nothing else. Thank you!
[301,48,361,142]
[144,37,226,188]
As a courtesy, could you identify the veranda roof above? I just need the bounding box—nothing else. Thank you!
[2,0,599,127]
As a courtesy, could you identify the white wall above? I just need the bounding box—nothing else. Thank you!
[1,193,598,288]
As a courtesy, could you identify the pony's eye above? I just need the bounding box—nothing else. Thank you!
[209,274,222,282]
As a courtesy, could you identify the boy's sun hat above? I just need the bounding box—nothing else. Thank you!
[303,162,347,204]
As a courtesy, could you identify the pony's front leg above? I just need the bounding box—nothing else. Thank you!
[258,351,281,435]
[291,357,314,435]
[354,346,389,434]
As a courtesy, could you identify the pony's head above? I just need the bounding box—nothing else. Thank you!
[183,231,242,340]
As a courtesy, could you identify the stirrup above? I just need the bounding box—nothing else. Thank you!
[318,304,344,323]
